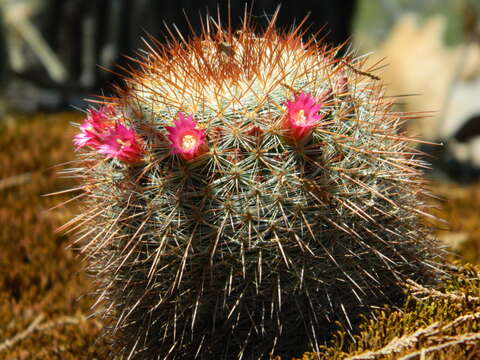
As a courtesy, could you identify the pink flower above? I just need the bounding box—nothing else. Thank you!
[73,106,113,150]
[73,121,103,149]
[97,123,143,163]
[166,113,207,161]
[283,92,324,140]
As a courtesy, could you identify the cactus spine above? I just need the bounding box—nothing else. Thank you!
[70,11,442,360]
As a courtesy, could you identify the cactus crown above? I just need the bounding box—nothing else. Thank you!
[71,9,441,360]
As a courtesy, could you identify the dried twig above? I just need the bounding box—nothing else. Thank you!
[36,314,89,332]
[346,323,441,360]
[0,313,45,353]
[439,312,480,333]
[342,61,381,81]
[346,312,480,360]
[406,279,480,303]
[0,173,32,191]
[398,332,480,360]
[0,313,95,353]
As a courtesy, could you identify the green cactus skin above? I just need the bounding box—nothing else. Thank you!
[70,11,443,360]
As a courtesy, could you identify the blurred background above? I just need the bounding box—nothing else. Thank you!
[0,1,479,358]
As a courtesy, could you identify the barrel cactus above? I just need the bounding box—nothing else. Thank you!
[70,12,442,360]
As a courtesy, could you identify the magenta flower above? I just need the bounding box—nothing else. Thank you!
[73,106,113,150]
[283,92,324,140]
[73,121,103,149]
[166,113,207,161]
[98,123,143,163]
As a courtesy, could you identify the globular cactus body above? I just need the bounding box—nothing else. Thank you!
[71,12,442,360]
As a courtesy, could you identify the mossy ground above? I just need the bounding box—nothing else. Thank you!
[1,113,479,359]
[0,113,110,359]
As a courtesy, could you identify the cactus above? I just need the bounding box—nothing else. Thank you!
[70,11,443,360]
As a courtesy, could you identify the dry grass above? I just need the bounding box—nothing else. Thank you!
[0,113,479,359]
